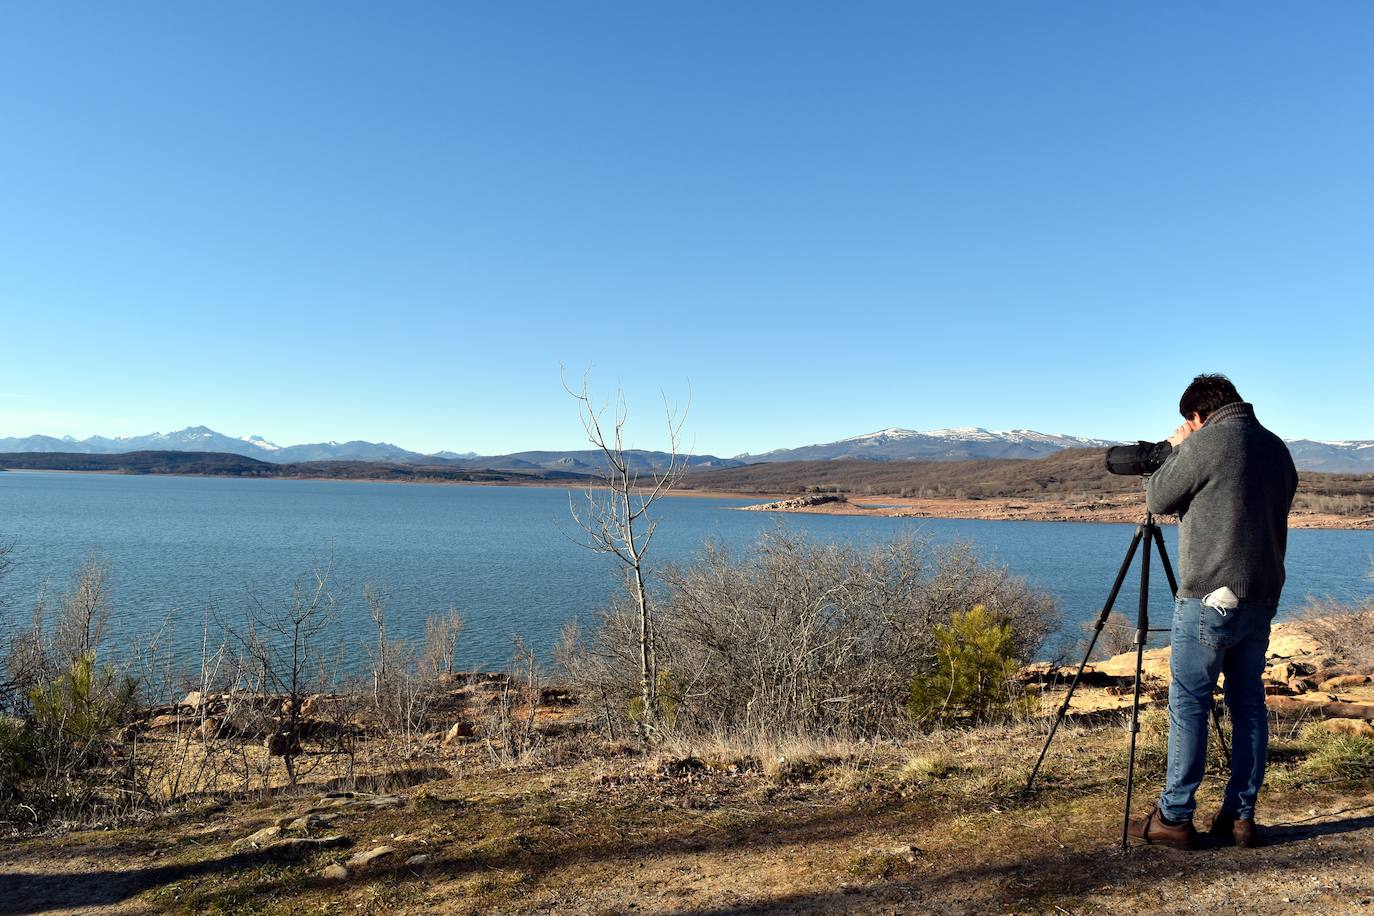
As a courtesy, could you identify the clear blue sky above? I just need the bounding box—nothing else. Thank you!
[2,2,1370,457]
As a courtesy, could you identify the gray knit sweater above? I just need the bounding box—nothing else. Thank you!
[1145,402,1298,606]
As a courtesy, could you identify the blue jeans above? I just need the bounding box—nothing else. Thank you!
[1158,596,1277,823]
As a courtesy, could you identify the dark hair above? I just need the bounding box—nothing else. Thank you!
[1179,373,1242,421]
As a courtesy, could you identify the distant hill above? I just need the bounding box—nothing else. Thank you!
[0,451,596,484]
[1284,439,1374,473]
[680,447,1374,503]
[736,427,1119,463]
[4,424,1373,472]
[430,449,743,474]
[0,426,739,471]
[738,427,1374,472]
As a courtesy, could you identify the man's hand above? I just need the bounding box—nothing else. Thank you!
[1167,416,1203,447]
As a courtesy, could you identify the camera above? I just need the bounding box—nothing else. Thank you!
[1105,440,1172,476]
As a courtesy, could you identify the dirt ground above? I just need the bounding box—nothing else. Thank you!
[4,620,1372,915]
[3,721,1373,916]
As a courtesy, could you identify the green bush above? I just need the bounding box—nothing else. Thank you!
[908,605,1027,725]
[0,716,36,803]
[10,653,141,818]
[28,653,138,758]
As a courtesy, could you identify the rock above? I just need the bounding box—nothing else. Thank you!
[1289,677,1319,694]
[233,824,283,848]
[885,844,924,863]
[442,720,475,746]
[313,793,406,811]
[405,854,431,866]
[1318,718,1374,738]
[198,718,221,741]
[540,687,577,706]
[260,835,350,856]
[1267,631,1322,659]
[743,493,848,512]
[1319,674,1372,692]
[320,863,349,881]
[264,730,301,757]
[146,714,188,731]
[1265,661,1316,683]
[180,691,207,710]
[346,846,397,869]
[288,813,335,832]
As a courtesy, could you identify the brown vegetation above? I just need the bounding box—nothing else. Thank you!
[682,448,1374,510]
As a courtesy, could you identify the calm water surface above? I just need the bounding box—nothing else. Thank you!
[1,471,1370,670]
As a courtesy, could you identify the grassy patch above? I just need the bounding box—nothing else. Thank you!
[1296,724,1374,782]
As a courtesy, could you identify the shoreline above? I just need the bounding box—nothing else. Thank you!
[725,491,1374,530]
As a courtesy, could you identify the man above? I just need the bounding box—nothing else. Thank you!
[1127,374,1297,850]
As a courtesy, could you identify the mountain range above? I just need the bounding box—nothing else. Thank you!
[2,425,1372,472]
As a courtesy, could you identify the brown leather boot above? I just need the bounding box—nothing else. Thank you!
[1127,809,1199,849]
[1210,810,1264,848]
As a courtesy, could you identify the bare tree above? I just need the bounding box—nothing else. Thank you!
[421,606,465,681]
[563,369,689,742]
[54,556,110,666]
[234,564,337,785]
[363,580,390,706]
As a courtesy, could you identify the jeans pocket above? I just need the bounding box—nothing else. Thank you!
[1198,600,1234,650]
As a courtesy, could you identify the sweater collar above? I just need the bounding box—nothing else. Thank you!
[1203,401,1255,427]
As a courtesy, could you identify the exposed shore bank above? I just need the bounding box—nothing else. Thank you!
[733,491,1374,530]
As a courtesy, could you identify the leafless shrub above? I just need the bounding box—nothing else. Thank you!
[3,556,113,707]
[482,638,541,765]
[1300,594,1374,672]
[421,607,465,681]
[1294,493,1374,517]
[554,619,622,740]
[229,564,338,785]
[562,529,1059,741]
[1086,611,1136,661]
[53,556,111,666]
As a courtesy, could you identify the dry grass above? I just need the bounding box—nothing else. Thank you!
[5,706,1374,915]
[1299,598,1374,671]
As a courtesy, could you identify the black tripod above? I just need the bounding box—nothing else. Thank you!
[1024,511,1229,849]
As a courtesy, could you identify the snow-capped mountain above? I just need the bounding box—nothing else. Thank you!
[1284,439,1374,473]
[4,425,1373,472]
[0,426,435,464]
[739,427,1120,463]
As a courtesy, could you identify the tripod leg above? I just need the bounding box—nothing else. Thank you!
[1122,527,1153,849]
[1150,524,1179,597]
[1213,701,1231,766]
[1026,527,1144,792]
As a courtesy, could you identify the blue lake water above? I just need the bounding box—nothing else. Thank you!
[1,471,1370,671]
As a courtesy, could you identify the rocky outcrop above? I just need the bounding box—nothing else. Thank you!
[1026,619,1374,720]
[743,494,848,512]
